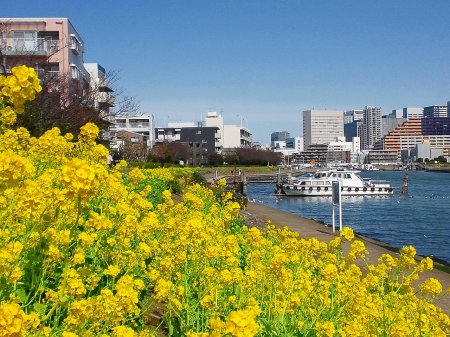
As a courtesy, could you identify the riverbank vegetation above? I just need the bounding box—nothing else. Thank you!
[1,66,449,336]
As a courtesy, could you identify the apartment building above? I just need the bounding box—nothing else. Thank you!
[223,124,252,148]
[204,111,252,150]
[302,109,344,148]
[0,18,89,85]
[362,106,382,150]
[84,63,114,116]
[112,114,155,148]
[383,119,422,154]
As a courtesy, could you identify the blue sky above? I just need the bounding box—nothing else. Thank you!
[4,0,450,143]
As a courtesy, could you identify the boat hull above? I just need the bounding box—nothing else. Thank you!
[281,185,393,197]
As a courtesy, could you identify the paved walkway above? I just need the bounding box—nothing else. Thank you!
[242,201,450,315]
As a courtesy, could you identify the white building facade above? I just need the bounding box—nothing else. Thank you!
[223,124,252,148]
[362,106,382,150]
[204,112,224,152]
[403,107,423,119]
[204,111,252,150]
[303,109,344,148]
[112,114,155,148]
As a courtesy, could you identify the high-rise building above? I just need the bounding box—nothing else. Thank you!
[302,109,344,148]
[362,106,382,150]
[421,117,450,135]
[423,105,448,118]
[344,110,363,124]
[403,107,423,119]
[271,131,290,147]
[390,109,403,118]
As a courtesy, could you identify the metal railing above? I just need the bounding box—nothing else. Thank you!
[0,38,60,55]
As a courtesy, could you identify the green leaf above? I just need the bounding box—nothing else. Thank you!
[33,302,48,316]
[15,288,28,304]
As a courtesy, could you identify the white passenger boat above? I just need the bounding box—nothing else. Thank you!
[277,170,393,197]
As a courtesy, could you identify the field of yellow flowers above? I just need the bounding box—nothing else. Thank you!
[1,66,449,337]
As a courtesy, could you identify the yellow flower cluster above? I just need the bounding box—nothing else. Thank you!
[0,65,42,127]
[0,66,449,336]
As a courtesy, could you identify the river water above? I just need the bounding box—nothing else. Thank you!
[247,171,450,264]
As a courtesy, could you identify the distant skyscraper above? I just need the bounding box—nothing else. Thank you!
[403,107,423,119]
[344,110,363,124]
[271,131,290,147]
[362,106,382,150]
[390,109,403,118]
[302,109,344,147]
[423,105,447,118]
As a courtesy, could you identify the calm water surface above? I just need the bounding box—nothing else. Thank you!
[247,171,450,263]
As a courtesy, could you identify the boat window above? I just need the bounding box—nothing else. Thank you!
[300,181,306,185]
[345,174,351,179]
[338,174,342,178]
[317,181,324,185]
[332,173,337,178]
[304,181,311,185]
[325,181,331,185]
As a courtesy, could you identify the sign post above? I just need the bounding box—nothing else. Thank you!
[332,181,342,232]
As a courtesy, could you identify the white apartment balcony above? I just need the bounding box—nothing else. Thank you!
[97,92,115,108]
[36,68,60,78]
[70,64,90,81]
[0,38,59,56]
[156,135,179,143]
[69,34,83,55]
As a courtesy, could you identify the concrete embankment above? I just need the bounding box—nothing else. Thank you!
[241,201,450,315]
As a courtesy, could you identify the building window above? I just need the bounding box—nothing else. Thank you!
[70,35,82,54]
[13,31,37,51]
[129,119,150,128]
[116,119,126,127]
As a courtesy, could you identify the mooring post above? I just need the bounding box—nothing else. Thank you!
[242,172,247,196]
[401,174,409,195]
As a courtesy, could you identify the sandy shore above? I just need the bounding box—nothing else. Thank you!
[242,201,450,315]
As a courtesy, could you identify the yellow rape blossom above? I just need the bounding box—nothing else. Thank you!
[0,66,448,337]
